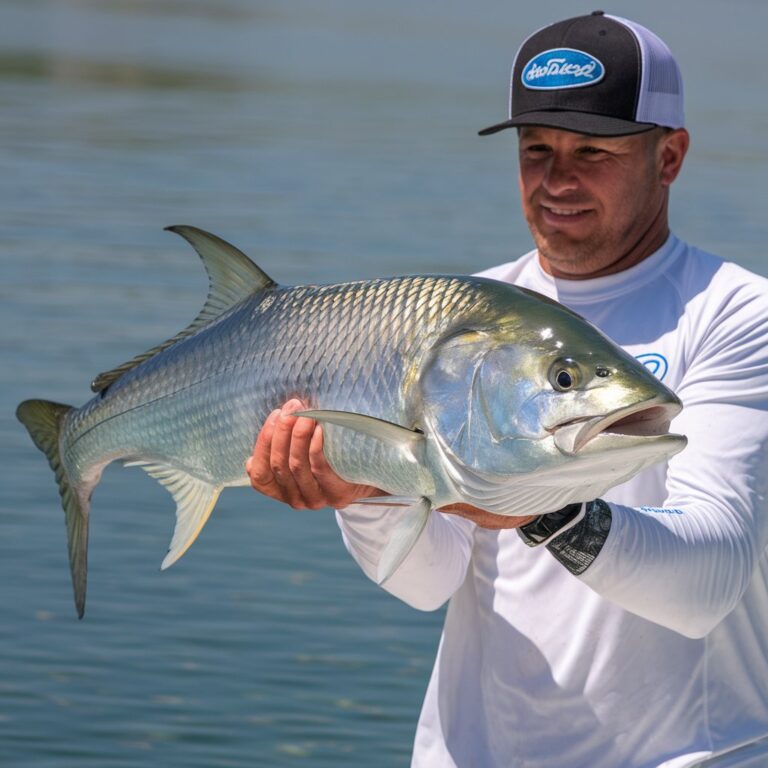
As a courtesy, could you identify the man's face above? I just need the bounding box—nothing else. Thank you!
[517,126,676,278]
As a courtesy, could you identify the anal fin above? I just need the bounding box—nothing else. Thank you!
[126,461,221,569]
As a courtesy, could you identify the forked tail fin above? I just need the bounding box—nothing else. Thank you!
[16,399,89,619]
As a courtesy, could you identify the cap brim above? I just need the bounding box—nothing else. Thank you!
[478,111,657,137]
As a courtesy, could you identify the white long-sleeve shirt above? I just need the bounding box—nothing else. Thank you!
[336,235,768,767]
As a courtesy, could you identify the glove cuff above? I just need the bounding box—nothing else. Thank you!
[516,502,586,547]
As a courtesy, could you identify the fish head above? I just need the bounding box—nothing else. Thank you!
[419,283,687,514]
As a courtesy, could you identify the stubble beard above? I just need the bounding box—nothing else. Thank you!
[528,186,661,279]
[530,223,619,278]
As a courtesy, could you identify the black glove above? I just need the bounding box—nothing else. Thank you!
[517,500,612,575]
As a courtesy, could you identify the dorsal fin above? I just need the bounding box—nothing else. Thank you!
[91,226,277,392]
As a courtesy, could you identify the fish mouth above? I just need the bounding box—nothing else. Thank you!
[552,398,683,455]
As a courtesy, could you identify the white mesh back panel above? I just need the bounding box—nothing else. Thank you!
[608,15,685,128]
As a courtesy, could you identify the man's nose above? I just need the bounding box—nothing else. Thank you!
[542,155,579,196]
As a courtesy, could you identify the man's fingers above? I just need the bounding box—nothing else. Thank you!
[269,407,312,508]
[307,424,348,505]
[308,426,377,509]
[307,423,329,476]
[247,398,380,511]
[247,404,318,509]
[247,409,282,493]
[287,415,328,509]
[439,503,538,530]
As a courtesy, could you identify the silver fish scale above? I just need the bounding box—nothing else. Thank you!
[62,275,493,493]
[230,276,488,491]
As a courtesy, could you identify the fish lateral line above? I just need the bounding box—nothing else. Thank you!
[73,358,262,452]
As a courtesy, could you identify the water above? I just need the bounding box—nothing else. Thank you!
[2,1,767,765]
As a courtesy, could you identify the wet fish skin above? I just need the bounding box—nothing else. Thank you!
[16,226,686,617]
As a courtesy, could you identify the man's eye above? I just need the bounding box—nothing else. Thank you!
[578,146,605,157]
[523,145,550,155]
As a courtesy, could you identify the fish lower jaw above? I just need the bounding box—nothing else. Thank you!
[551,401,682,455]
[430,432,685,520]
[576,430,687,458]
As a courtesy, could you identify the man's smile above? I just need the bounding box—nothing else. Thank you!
[539,202,594,226]
[544,206,588,216]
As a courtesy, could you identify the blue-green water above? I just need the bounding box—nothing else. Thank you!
[2,1,767,765]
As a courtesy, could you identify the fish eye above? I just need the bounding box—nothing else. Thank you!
[556,370,574,389]
[549,358,582,392]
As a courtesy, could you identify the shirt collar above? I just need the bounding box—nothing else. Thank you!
[528,234,684,304]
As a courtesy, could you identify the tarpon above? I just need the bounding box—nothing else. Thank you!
[17,226,686,617]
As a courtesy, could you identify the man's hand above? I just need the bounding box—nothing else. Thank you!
[439,503,538,530]
[245,399,381,510]
[246,399,537,528]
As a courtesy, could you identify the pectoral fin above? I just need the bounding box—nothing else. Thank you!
[376,497,432,585]
[125,462,221,569]
[296,410,424,461]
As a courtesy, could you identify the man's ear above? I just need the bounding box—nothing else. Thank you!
[658,128,689,186]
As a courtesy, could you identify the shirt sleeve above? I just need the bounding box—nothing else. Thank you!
[335,503,476,611]
[579,282,768,639]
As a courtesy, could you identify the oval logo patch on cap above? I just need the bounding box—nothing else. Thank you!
[522,48,605,90]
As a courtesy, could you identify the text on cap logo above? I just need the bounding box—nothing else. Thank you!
[522,48,605,90]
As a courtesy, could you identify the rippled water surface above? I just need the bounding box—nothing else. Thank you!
[2,1,767,765]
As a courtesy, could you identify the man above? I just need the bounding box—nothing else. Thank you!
[247,12,768,767]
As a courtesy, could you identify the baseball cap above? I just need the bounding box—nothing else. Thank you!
[479,11,684,137]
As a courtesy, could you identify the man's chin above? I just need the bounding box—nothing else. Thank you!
[534,236,602,278]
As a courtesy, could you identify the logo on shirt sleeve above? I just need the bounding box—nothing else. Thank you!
[635,353,669,381]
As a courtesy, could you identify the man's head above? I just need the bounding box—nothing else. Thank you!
[481,12,689,278]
